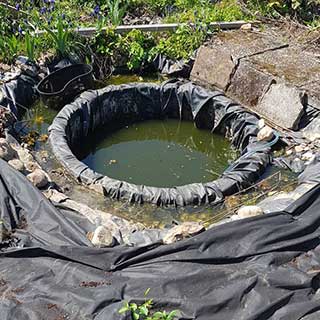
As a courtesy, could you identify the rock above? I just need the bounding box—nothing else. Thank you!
[257,125,273,142]
[162,222,205,245]
[227,61,274,108]
[90,226,114,247]
[8,159,25,172]
[240,23,252,30]
[258,119,265,129]
[302,151,315,161]
[255,83,306,130]
[291,157,305,173]
[0,138,16,161]
[25,161,40,172]
[237,205,264,218]
[295,145,304,153]
[16,147,34,163]
[302,117,320,142]
[44,189,69,203]
[27,169,48,188]
[191,46,236,91]
[286,149,293,156]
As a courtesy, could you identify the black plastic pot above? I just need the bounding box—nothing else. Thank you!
[36,64,94,109]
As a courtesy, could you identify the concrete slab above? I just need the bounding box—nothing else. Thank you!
[256,82,306,130]
[227,60,274,108]
[190,46,235,90]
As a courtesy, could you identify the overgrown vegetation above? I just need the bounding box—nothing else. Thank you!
[0,0,319,68]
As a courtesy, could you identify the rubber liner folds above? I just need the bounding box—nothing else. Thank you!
[1,158,320,320]
[49,80,272,206]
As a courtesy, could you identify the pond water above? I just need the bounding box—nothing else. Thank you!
[80,119,237,187]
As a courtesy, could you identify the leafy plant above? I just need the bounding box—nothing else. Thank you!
[43,15,71,58]
[105,0,126,26]
[150,25,206,60]
[25,31,36,62]
[119,289,179,320]
[119,29,156,70]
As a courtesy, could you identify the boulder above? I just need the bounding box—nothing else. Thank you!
[162,222,205,245]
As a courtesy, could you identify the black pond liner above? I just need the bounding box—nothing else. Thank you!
[36,64,94,109]
[49,80,273,206]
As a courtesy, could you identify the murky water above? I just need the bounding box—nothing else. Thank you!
[80,119,237,187]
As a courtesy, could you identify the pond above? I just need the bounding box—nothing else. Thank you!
[18,73,299,228]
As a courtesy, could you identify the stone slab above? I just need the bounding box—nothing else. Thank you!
[256,82,306,130]
[227,60,274,108]
[190,46,235,90]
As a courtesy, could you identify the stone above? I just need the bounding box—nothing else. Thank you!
[227,61,274,108]
[257,125,273,142]
[8,159,25,172]
[255,83,306,130]
[162,222,205,244]
[258,119,265,129]
[286,149,293,156]
[0,138,16,161]
[90,226,114,247]
[291,158,305,173]
[302,118,320,142]
[302,151,315,161]
[27,169,49,188]
[295,145,305,153]
[190,46,235,91]
[240,23,252,30]
[25,161,40,172]
[16,147,34,163]
[237,205,264,218]
[44,189,69,203]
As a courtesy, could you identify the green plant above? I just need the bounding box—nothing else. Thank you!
[25,31,36,62]
[150,25,206,60]
[119,29,156,70]
[43,15,71,57]
[105,0,126,25]
[119,289,179,320]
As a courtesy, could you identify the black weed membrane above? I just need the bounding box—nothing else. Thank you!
[49,80,274,206]
[1,158,320,319]
[2,63,320,319]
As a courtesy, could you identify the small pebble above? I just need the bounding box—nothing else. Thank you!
[237,206,264,218]
[8,159,25,172]
[27,169,48,188]
[257,126,273,142]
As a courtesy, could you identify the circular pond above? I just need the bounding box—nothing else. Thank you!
[49,81,272,206]
[79,119,237,188]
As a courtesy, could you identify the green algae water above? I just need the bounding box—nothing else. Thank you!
[81,119,237,187]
